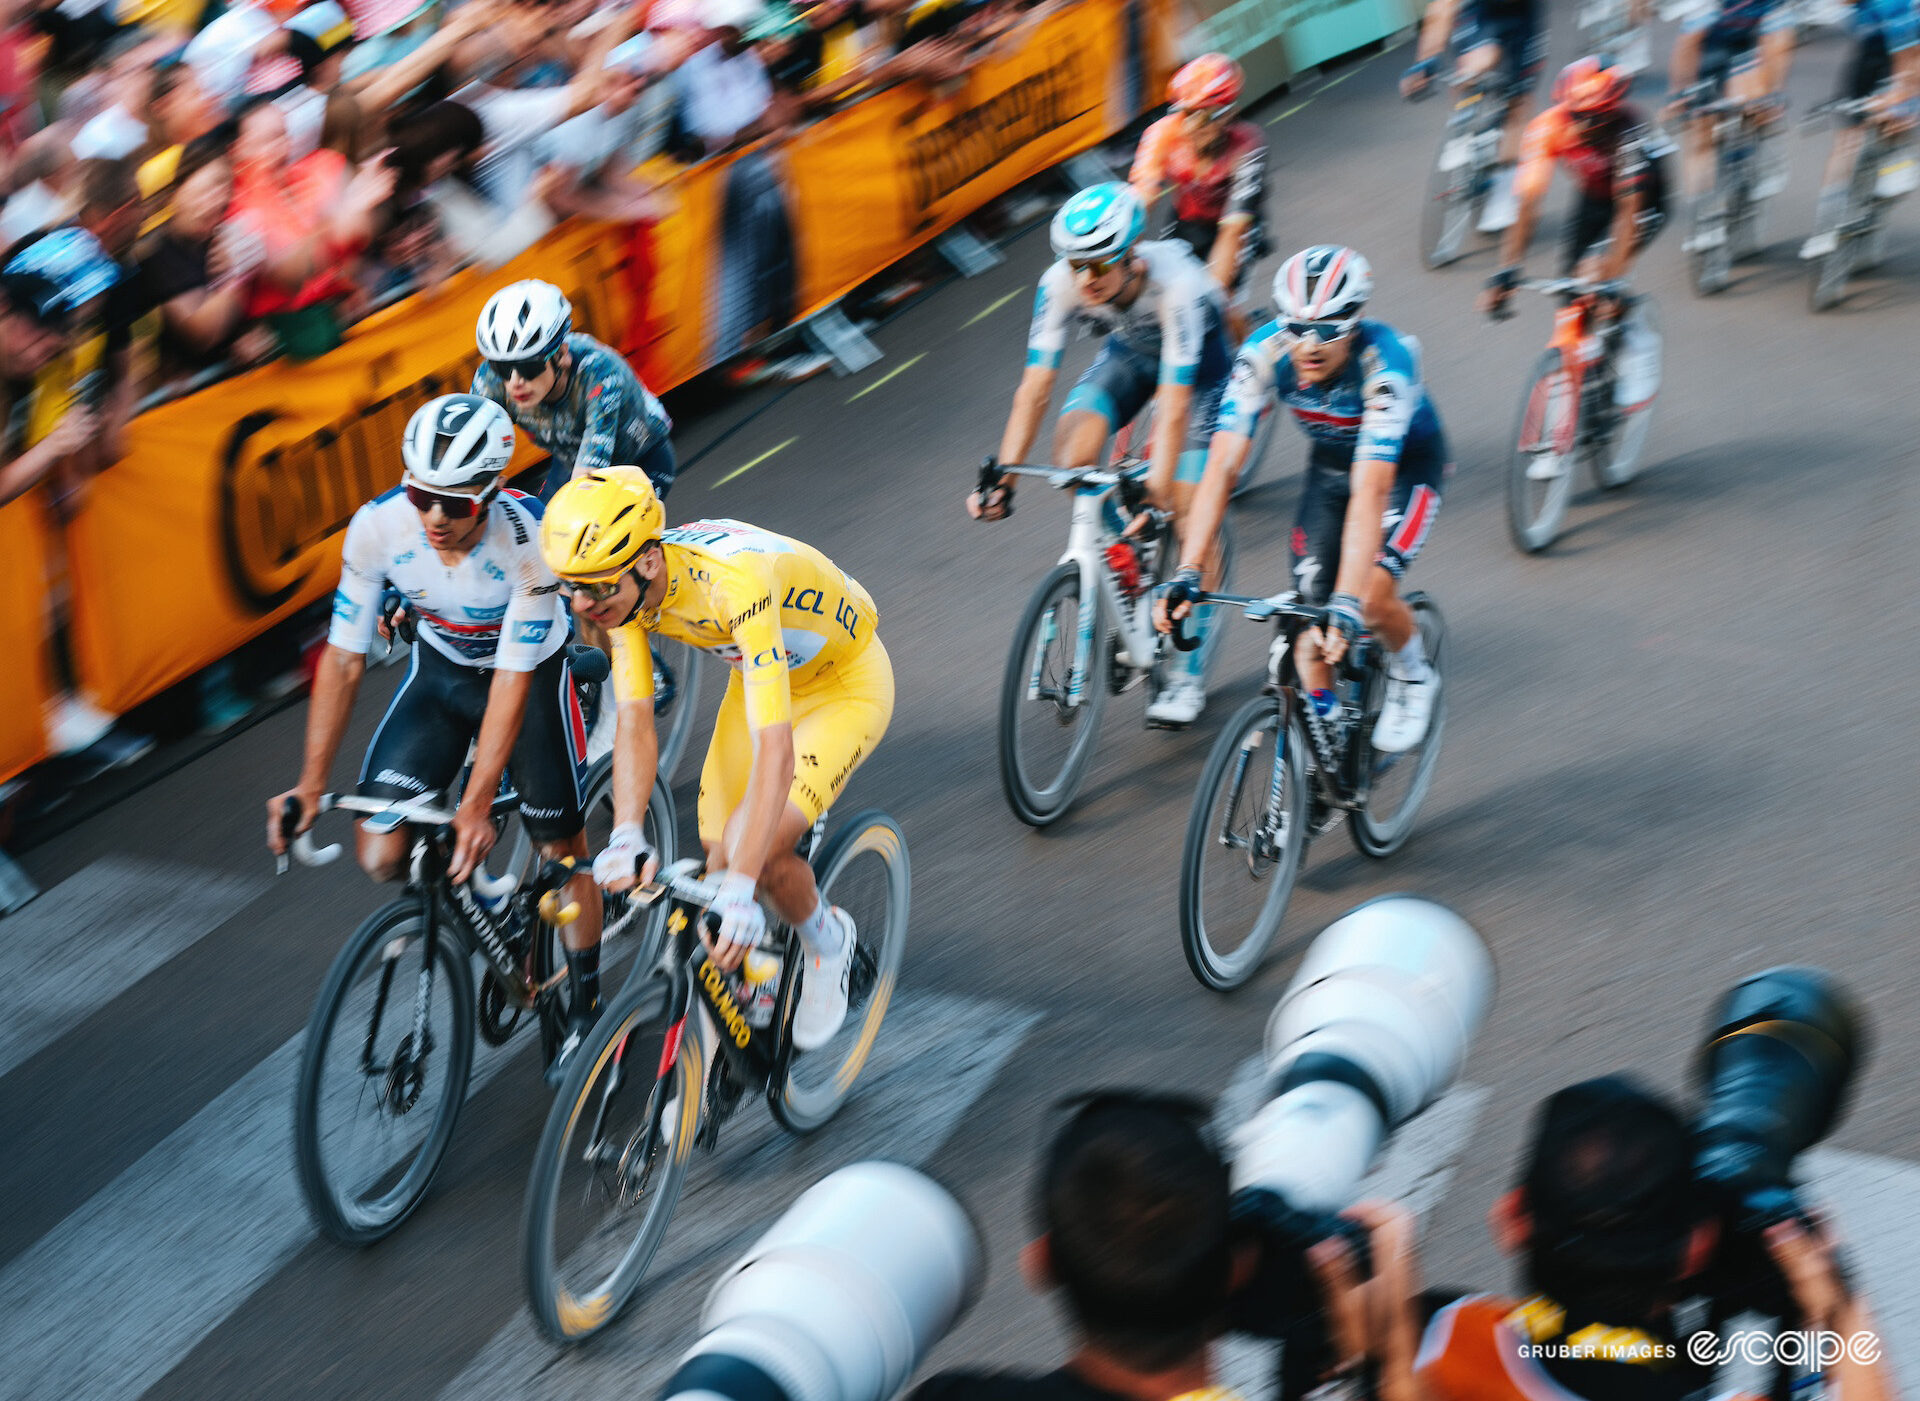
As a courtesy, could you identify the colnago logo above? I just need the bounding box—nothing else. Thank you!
[700,960,753,1047]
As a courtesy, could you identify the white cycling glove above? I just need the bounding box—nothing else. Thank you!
[711,870,766,953]
[593,823,656,887]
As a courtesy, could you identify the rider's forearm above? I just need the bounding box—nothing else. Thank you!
[726,722,797,885]
[1417,0,1457,63]
[297,646,367,791]
[1145,381,1193,500]
[1600,196,1641,280]
[1206,220,1247,296]
[462,669,534,816]
[1669,30,1700,92]
[612,699,660,832]
[1333,461,1395,600]
[999,368,1054,466]
[1892,48,1920,103]
[1499,195,1542,268]
[1177,431,1250,572]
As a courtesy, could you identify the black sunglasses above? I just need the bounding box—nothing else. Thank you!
[488,350,559,382]
[1069,255,1125,277]
[558,575,627,602]
[1281,319,1355,345]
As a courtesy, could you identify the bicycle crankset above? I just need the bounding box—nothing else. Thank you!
[477,970,525,1046]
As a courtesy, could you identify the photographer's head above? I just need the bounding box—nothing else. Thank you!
[1496,1076,1717,1323]
[1028,1092,1233,1377]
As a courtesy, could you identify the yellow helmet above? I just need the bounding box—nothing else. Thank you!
[540,467,665,580]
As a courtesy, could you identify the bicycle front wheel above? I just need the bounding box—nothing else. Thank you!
[293,899,476,1245]
[1507,349,1580,553]
[1179,695,1309,992]
[772,810,910,1133]
[1351,595,1446,858]
[999,562,1112,826]
[651,637,707,785]
[522,975,702,1344]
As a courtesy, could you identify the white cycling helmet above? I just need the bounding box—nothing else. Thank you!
[476,279,572,363]
[401,394,516,489]
[1050,181,1147,263]
[1273,245,1373,325]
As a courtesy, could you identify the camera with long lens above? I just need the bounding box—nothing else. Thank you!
[657,1162,984,1401]
[1225,896,1495,1395]
[1690,965,1867,1318]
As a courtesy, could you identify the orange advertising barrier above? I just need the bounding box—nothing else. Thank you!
[65,0,1168,720]
[0,500,55,784]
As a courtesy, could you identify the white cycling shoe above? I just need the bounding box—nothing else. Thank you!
[1799,230,1839,260]
[1146,675,1207,728]
[1373,667,1439,754]
[1526,452,1570,481]
[792,908,855,1052]
[1477,169,1520,233]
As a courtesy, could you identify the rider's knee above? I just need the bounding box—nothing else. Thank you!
[359,851,408,883]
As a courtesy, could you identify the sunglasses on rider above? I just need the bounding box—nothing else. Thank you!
[1281,319,1356,346]
[558,574,627,602]
[405,482,494,518]
[488,350,559,382]
[1173,104,1229,122]
[1069,255,1125,277]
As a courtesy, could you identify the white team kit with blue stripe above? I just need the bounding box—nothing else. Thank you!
[1026,240,1228,387]
[1218,318,1442,466]
[328,487,567,672]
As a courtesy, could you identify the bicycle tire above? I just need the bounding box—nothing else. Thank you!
[1178,694,1308,992]
[1809,224,1857,311]
[521,974,701,1344]
[1594,299,1661,489]
[1350,595,1446,858]
[1507,348,1579,553]
[998,561,1111,826]
[294,899,476,1245]
[1421,123,1484,268]
[770,809,910,1133]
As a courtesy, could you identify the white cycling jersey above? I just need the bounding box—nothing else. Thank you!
[1026,240,1227,386]
[327,486,568,673]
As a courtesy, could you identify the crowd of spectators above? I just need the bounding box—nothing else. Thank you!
[0,0,1064,786]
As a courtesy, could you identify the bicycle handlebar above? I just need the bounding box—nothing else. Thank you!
[634,858,727,940]
[276,792,519,901]
[1166,589,1331,652]
[1518,276,1633,299]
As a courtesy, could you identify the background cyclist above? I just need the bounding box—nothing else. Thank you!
[266,395,605,1078]
[1800,0,1920,261]
[1159,247,1446,752]
[1129,54,1270,343]
[968,182,1235,728]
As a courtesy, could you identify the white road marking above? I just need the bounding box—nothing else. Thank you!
[0,856,268,1079]
[439,990,1040,1401]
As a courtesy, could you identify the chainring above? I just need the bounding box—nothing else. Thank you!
[477,969,523,1046]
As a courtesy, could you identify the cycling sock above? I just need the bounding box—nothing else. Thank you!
[796,899,846,961]
[565,945,601,1018]
[1392,633,1429,679]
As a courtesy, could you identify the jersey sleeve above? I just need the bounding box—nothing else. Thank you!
[1513,108,1562,204]
[572,349,629,478]
[1353,330,1421,464]
[326,503,387,655]
[492,505,562,673]
[1155,265,1214,386]
[1025,262,1075,370]
[1216,326,1280,438]
[470,361,507,406]
[1128,115,1175,199]
[713,556,793,731]
[1223,133,1267,223]
[1881,0,1919,51]
[607,620,655,706]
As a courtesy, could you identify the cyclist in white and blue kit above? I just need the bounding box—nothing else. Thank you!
[1157,246,1446,750]
[968,181,1236,727]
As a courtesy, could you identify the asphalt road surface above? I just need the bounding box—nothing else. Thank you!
[8,11,1920,1397]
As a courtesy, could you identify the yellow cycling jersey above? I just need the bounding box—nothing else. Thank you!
[607,518,879,731]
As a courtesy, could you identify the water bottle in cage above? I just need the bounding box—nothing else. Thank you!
[734,950,781,1029]
[1104,541,1145,599]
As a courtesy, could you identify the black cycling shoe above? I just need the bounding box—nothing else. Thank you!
[544,1000,603,1089]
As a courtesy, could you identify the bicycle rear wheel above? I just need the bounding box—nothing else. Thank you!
[521,974,702,1344]
[1809,220,1858,311]
[1351,595,1446,858]
[999,561,1112,826]
[1594,299,1661,489]
[1421,124,1484,268]
[1178,694,1309,992]
[1507,349,1580,553]
[771,810,910,1133]
[294,899,475,1245]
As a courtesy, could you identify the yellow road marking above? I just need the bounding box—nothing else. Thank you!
[963,289,1022,327]
[1268,100,1311,125]
[846,353,926,403]
[711,437,798,488]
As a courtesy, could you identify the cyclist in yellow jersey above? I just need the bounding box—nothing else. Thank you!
[540,467,893,1053]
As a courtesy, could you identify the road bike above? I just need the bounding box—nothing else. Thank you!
[520,810,909,1342]
[1419,72,1513,268]
[282,650,677,1245]
[1172,589,1445,990]
[1500,277,1662,552]
[984,458,1235,826]
[1804,96,1918,310]
[1578,0,1649,74]
[1685,90,1785,295]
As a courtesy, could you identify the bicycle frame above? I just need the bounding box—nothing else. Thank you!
[1058,483,1163,682]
